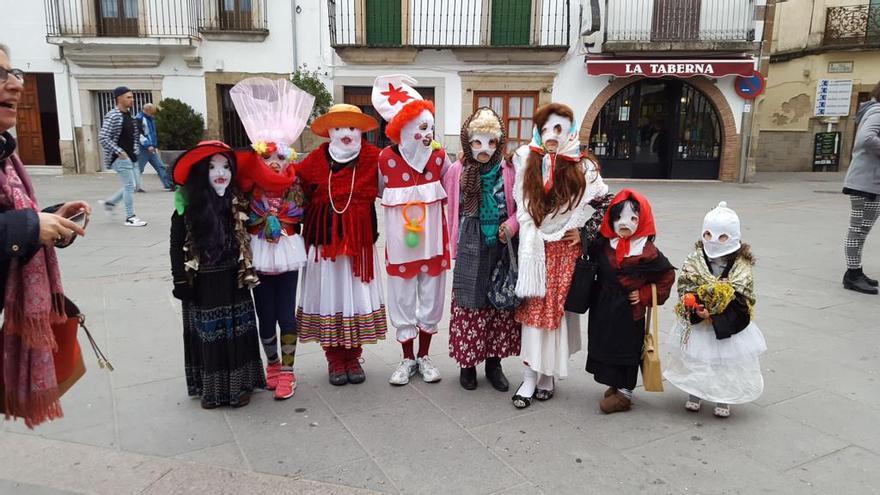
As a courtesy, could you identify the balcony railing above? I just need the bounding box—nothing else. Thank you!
[45,0,199,40]
[199,0,268,33]
[605,0,755,44]
[823,4,880,47]
[328,0,570,48]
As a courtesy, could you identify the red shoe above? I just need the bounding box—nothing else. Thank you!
[265,362,282,390]
[274,371,296,400]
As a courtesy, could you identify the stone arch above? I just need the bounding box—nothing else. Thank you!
[579,76,740,181]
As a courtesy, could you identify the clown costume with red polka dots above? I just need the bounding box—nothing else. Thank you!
[371,74,452,386]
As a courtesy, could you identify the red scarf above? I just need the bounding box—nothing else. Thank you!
[0,151,65,428]
[234,150,298,194]
[599,189,657,266]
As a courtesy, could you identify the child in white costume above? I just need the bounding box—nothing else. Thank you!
[663,202,767,418]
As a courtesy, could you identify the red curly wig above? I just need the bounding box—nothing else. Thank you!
[385,99,435,144]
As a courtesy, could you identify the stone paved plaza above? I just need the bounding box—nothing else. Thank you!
[1,171,878,495]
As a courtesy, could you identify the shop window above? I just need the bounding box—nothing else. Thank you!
[589,79,721,180]
[343,86,436,149]
[474,91,538,154]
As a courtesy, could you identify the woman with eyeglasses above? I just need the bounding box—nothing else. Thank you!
[0,43,91,428]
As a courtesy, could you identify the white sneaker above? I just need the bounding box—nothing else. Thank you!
[124,216,147,227]
[389,359,417,386]
[417,356,441,383]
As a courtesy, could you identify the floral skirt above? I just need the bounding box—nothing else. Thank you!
[448,297,520,368]
[515,240,581,330]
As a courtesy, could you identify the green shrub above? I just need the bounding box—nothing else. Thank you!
[155,98,204,150]
[291,64,333,122]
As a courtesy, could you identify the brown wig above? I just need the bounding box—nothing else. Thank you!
[522,103,586,226]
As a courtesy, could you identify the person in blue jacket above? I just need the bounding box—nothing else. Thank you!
[134,103,173,192]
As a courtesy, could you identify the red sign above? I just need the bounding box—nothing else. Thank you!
[586,58,756,79]
[734,72,765,99]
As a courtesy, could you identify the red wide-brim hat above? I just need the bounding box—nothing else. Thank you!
[172,140,234,185]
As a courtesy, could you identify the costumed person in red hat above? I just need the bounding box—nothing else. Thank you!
[169,141,264,409]
[585,188,675,414]
[371,75,451,386]
[230,78,314,400]
[296,104,388,386]
[510,103,609,409]
[442,107,521,392]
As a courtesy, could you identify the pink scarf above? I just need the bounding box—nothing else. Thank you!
[0,151,65,428]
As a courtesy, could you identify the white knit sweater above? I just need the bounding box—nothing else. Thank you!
[513,146,609,298]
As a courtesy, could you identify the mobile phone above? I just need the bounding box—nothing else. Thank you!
[68,210,90,229]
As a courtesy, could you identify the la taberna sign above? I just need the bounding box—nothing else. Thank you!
[586,58,756,79]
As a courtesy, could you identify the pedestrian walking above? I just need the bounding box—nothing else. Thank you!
[664,201,767,419]
[443,107,521,392]
[169,141,265,409]
[98,86,147,227]
[0,43,91,428]
[134,103,173,192]
[842,81,880,295]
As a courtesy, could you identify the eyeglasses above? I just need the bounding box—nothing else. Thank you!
[0,68,25,84]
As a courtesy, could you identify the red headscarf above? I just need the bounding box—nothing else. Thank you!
[234,150,298,194]
[599,188,656,266]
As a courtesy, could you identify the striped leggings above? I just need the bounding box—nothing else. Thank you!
[845,195,880,270]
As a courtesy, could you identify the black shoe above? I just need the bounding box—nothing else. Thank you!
[485,357,509,392]
[346,360,366,385]
[329,363,349,386]
[459,366,477,390]
[512,382,533,409]
[844,269,879,295]
[855,267,879,287]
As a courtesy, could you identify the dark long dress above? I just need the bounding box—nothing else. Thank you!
[171,212,265,407]
[585,238,675,390]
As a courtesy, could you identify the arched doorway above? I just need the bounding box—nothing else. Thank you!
[587,79,724,180]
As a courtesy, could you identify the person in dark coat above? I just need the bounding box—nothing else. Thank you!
[585,189,675,414]
[0,43,91,428]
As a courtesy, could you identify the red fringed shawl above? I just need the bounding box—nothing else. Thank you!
[297,143,380,283]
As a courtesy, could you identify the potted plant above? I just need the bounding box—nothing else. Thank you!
[155,98,205,167]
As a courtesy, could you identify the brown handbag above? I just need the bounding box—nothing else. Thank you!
[640,284,664,392]
[52,297,114,396]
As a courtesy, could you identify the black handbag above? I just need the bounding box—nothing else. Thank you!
[564,249,599,314]
[488,238,521,311]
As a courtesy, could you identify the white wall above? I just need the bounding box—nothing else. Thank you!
[1,0,73,140]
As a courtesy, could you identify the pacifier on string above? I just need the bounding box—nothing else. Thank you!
[402,202,427,248]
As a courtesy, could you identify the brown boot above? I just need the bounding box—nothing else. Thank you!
[604,387,617,398]
[600,392,632,414]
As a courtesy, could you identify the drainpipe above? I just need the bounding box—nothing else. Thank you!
[291,0,299,71]
[739,0,773,183]
[59,46,81,174]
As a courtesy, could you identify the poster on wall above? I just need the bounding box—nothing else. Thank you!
[814,79,853,117]
[813,131,841,171]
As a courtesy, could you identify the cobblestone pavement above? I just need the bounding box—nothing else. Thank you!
[1,171,878,494]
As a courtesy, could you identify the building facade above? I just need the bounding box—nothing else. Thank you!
[756,0,880,172]
[6,0,766,182]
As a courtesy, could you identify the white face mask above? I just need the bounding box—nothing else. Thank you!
[540,114,573,151]
[613,201,639,239]
[208,154,232,197]
[469,132,498,164]
[702,201,742,259]
[400,109,435,173]
[328,127,362,163]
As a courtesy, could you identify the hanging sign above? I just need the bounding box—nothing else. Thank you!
[586,58,755,78]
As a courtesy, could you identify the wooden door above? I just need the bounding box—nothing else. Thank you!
[96,0,138,37]
[15,74,45,165]
[220,0,253,31]
[652,0,700,41]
